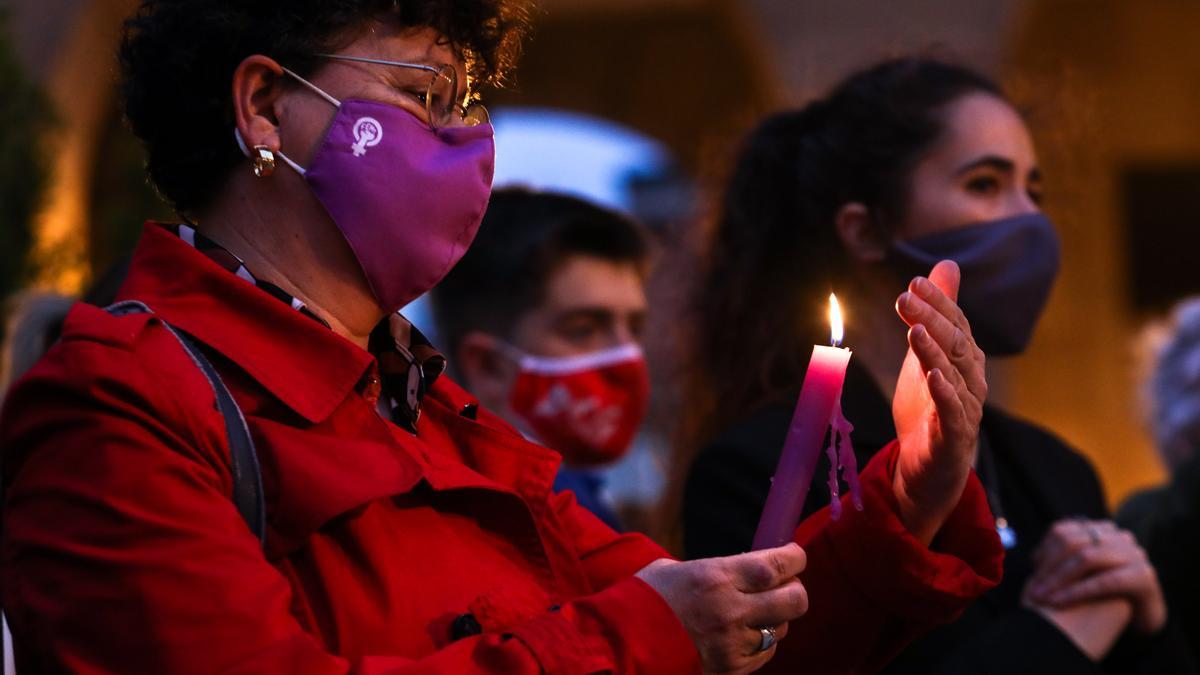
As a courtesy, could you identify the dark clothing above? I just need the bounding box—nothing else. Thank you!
[685,360,1195,674]
[1118,453,1200,666]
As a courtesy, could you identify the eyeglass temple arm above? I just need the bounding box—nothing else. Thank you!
[312,53,440,75]
[280,67,342,108]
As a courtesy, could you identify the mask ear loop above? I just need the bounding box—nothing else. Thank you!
[492,339,533,371]
[274,147,308,177]
[230,67,343,177]
[277,68,343,176]
[234,127,252,156]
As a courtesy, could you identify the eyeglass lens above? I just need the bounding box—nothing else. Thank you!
[427,65,489,129]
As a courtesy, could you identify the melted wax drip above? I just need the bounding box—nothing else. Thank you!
[825,398,863,520]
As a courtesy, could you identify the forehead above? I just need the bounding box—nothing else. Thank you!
[539,255,647,312]
[929,93,1037,167]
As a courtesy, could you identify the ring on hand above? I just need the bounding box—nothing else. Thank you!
[1087,525,1102,546]
[757,626,777,653]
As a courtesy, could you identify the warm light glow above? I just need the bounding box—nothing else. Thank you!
[829,293,844,347]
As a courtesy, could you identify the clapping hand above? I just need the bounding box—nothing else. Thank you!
[891,261,989,544]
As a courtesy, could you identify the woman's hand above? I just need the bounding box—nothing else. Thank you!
[1025,519,1167,635]
[635,544,809,675]
[891,260,989,544]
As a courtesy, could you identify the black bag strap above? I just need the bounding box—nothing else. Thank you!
[106,301,266,547]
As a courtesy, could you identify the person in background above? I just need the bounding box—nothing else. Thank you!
[0,257,132,400]
[433,188,650,530]
[677,57,1193,674]
[0,291,74,675]
[1119,296,1200,663]
[0,293,74,397]
[0,2,1003,673]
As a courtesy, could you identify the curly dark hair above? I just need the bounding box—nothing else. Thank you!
[119,0,531,214]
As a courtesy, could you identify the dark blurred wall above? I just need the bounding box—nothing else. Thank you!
[743,0,1023,103]
[5,0,137,294]
[489,0,777,173]
[1004,0,1200,504]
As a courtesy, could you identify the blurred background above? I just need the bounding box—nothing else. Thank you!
[3,0,1200,509]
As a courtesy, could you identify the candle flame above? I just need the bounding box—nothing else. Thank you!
[829,293,844,347]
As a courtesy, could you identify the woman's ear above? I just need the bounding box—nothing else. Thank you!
[834,202,888,263]
[231,55,288,154]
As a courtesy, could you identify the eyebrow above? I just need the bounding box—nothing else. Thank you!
[953,155,1015,176]
[553,306,647,322]
[554,307,616,322]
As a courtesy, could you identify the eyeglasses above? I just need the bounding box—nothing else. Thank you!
[312,53,489,130]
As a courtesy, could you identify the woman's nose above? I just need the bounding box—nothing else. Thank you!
[1007,188,1041,217]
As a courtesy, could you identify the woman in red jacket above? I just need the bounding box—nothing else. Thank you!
[1,2,1000,673]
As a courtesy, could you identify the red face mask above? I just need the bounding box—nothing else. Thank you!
[507,344,650,467]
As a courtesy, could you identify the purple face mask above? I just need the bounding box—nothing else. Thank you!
[239,70,495,313]
[889,212,1061,356]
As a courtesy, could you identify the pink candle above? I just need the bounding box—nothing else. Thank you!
[752,295,857,550]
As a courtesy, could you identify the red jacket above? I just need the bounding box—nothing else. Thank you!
[0,225,1002,673]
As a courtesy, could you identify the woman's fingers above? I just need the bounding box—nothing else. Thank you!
[904,314,984,436]
[1043,563,1151,607]
[897,291,967,357]
[893,260,988,416]
[743,579,809,629]
[1026,535,1141,601]
[907,323,962,390]
[1041,560,1167,635]
[915,267,967,333]
[926,367,968,440]
[738,623,787,675]
[728,543,807,593]
[720,623,788,675]
[1024,519,1167,634]
[1032,521,1089,570]
[897,289,987,406]
[637,549,807,675]
[1032,520,1117,572]
[927,259,962,301]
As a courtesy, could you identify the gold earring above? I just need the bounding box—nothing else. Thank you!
[252,146,276,178]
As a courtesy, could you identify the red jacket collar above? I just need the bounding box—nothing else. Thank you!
[116,223,375,423]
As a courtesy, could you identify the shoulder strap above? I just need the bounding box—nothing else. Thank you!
[105,301,266,547]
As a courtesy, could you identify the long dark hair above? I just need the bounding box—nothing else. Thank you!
[661,58,1005,547]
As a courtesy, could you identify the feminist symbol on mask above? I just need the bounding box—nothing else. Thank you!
[350,117,384,157]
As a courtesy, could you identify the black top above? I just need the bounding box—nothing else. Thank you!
[1118,452,1200,667]
[684,360,1195,674]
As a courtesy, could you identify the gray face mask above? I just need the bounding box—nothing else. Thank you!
[889,212,1062,356]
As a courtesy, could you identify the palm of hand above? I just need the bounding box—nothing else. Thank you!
[886,261,985,543]
[893,346,944,509]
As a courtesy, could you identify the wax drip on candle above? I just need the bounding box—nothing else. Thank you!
[825,397,864,520]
